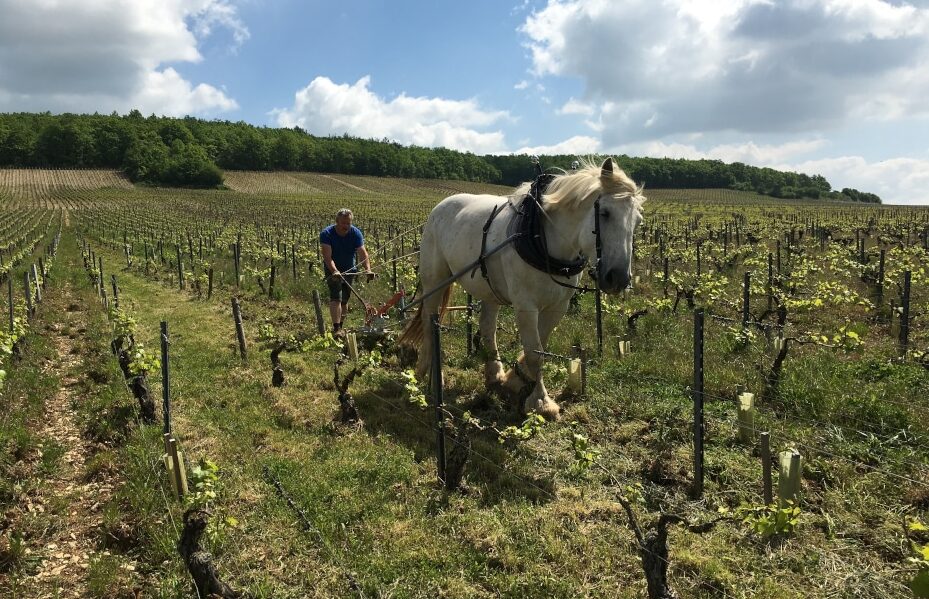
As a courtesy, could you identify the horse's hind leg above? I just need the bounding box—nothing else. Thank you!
[478,302,505,388]
[414,288,447,388]
[414,225,451,388]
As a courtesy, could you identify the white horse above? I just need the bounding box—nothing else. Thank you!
[400,158,645,419]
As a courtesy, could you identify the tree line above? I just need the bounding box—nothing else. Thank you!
[0,111,880,203]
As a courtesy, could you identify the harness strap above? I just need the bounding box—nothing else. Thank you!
[470,202,511,305]
[528,182,598,293]
[479,203,504,280]
[508,176,588,278]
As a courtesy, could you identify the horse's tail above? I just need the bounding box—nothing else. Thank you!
[398,285,454,349]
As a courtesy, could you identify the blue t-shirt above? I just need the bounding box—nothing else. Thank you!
[320,224,364,273]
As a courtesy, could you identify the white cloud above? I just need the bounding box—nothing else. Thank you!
[515,135,601,155]
[514,80,530,90]
[191,1,250,49]
[615,138,928,204]
[0,0,245,116]
[790,155,929,205]
[623,139,827,165]
[557,98,595,116]
[134,68,238,115]
[273,76,510,154]
[521,0,929,140]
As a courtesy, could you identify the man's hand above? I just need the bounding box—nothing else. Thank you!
[365,270,375,283]
[329,270,342,282]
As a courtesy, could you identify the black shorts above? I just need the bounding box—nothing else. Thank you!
[326,273,355,303]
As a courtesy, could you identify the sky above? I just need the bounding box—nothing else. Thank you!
[1,0,928,205]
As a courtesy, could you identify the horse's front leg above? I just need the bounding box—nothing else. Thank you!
[479,302,505,388]
[501,310,559,420]
[506,304,567,420]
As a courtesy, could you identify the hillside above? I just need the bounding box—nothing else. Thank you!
[0,112,880,202]
[1,168,848,209]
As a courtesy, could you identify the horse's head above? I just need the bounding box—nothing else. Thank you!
[589,158,644,293]
[544,157,644,294]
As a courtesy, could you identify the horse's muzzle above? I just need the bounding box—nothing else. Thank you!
[599,267,630,294]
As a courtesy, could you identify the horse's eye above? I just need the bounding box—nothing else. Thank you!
[600,210,610,220]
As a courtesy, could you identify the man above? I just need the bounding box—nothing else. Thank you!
[320,208,372,334]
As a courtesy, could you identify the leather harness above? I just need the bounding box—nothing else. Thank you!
[469,174,595,304]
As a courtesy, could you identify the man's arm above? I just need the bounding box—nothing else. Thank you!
[357,245,371,273]
[321,244,338,276]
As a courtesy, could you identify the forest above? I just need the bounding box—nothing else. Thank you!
[0,111,881,203]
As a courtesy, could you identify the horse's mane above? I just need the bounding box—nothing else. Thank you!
[510,157,645,211]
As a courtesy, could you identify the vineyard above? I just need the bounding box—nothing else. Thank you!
[0,168,928,598]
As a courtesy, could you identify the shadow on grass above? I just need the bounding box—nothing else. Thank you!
[351,377,557,506]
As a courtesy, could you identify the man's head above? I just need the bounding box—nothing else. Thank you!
[335,208,353,235]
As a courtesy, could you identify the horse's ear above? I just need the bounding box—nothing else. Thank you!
[600,157,613,178]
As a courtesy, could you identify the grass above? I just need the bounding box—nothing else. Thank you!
[0,282,62,581]
[1,173,927,597]
[68,221,927,598]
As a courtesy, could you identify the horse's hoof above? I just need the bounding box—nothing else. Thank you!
[524,397,561,421]
[484,361,505,387]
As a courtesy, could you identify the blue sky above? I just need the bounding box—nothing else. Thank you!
[2,0,929,204]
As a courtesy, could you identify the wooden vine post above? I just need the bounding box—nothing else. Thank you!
[233,243,240,287]
[161,321,171,435]
[7,277,13,333]
[692,308,705,498]
[594,210,604,357]
[760,432,773,504]
[742,271,751,328]
[31,264,41,304]
[231,298,247,360]
[430,314,447,486]
[156,321,188,500]
[111,274,119,310]
[876,249,885,316]
[767,253,773,312]
[899,270,911,356]
[291,244,297,279]
[312,289,325,335]
[696,242,701,276]
[23,271,32,316]
[662,256,669,297]
[466,293,473,356]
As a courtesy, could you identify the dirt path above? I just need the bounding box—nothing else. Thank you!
[15,288,124,598]
[319,173,370,193]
